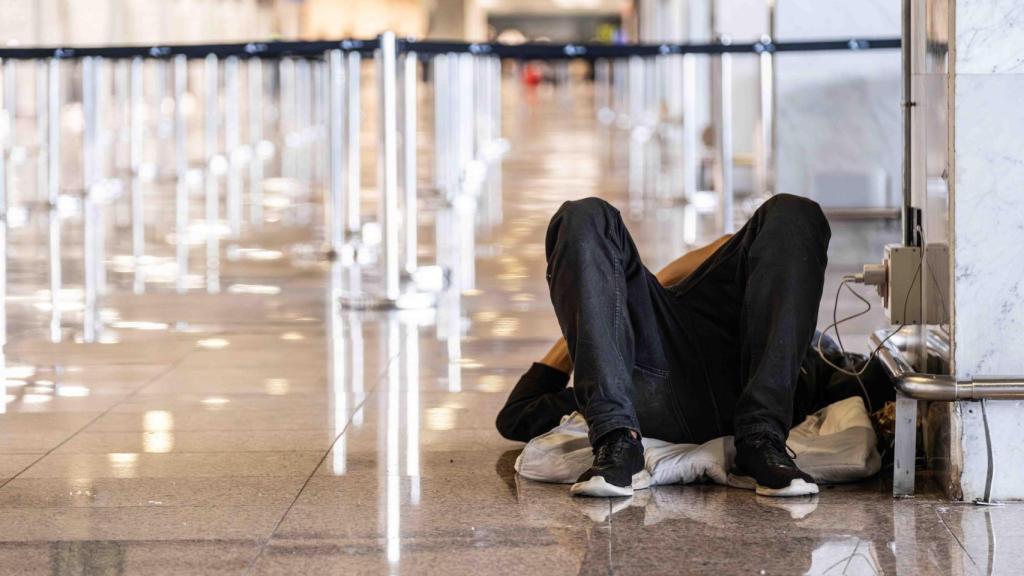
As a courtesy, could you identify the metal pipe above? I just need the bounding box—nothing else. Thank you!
[901,0,915,246]
[432,54,448,196]
[204,53,220,294]
[129,56,144,294]
[248,57,264,227]
[94,59,108,297]
[46,57,61,343]
[327,49,345,254]
[82,57,98,342]
[711,46,734,233]
[682,53,698,203]
[173,54,188,294]
[401,51,418,276]
[456,53,474,189]
[224,55,241,238]
[377,32,400,301]
[0,57,8,372]
[3,59,14,170]
[36,60,47,206]
[872,331,1024,400]
[756,38,774,198]
[346,51,361,234]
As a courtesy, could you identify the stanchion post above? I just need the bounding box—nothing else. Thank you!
[46,57,61,343]
[173,54,189,294]
[0,57,8,373]
[94,59,108,297]
[491,56,501,142]
[401,51,418,276]
[345,51,361,235]
[248,57,264,227]
[36,60,48,206]
[377,32,400,301]
[2,59,13,172]
[129,56,145,294]
[82,57,98,342]
[682,54,698,202]
[710,45,734,233]
[432,54,448,197]
[204,53,220,293]
[225,55,242,238]
[327,49,345,254]
[456,53,474,186]
[757,40,774,198]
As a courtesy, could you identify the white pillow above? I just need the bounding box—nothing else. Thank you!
[514,396,881,486]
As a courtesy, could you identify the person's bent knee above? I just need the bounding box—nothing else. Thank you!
[553,197,617,229]
[763,194,830,239]
[546,197,618,253]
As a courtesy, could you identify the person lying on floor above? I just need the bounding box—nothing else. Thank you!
[495,194,894,498]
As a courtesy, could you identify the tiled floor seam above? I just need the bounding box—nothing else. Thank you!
[242,346,404,574]
[934,504,984,573]
[0,350,195,492]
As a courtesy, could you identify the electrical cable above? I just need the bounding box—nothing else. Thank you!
[815,254,923,412]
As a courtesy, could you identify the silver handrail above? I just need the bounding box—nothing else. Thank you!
[871,330,1024,400]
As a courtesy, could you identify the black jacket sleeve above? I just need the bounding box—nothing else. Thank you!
[495,362,578,442]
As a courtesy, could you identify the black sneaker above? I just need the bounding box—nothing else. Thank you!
[570,428,650,497]
[732,433,819,497]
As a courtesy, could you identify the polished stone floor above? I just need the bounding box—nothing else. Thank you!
[0,81,1013,576]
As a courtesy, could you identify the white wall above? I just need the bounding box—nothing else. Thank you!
[949,0,1024,502]
[774,0,901,208]
[0,0,282,46]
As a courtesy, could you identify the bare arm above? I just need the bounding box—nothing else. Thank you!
[539,234,733,375]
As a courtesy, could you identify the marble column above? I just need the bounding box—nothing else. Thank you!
[918,0,1024,501]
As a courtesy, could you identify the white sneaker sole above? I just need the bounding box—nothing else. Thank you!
[729,475,819,497]
[570,470,652,498]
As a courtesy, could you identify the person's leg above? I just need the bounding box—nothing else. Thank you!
[545,196,673,445]
[669,194,830,495]
[671,193,831,442]
[546,197,684,497]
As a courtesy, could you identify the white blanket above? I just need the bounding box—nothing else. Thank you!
[514,396,881,487]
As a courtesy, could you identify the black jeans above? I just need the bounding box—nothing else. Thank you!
[545,194,831,446]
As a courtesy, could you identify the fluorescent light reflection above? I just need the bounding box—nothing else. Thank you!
[328,262,347,476]
[405,321,421,503]
[386,318,401,565]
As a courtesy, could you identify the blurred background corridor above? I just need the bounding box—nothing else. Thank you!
[0,0,1021,574]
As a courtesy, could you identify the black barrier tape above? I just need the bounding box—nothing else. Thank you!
[0,36,899,61]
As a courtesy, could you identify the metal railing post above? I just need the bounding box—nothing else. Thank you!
[326,49,345,255]
[432,54,448,196]
[345,51,361,235]
[682,53,698,203]
[224,55,242,238]
[0,57,8,376]
[173,54,189,294]
[757,40,774,199]
[203,53,220,293]
[248,57,264,227]
[82,57,98,342]
[46,57,61,343]
[129,56,145,294]
[378,33,400,301]
[401,51,418,276]
[710,45,734,233]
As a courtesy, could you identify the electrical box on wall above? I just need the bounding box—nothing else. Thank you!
[875,243,950,325]
[884,245,922,324]
[924,243,950,326]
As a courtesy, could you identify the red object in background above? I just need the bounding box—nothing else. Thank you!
[522,63,543,87]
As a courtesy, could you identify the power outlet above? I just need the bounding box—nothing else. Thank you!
[883,244,922,325]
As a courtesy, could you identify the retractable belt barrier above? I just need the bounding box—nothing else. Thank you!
[0,37,899,60]
[0,32,901,352]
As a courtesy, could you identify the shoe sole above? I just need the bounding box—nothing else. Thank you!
[570,470,652,498]
[729,475,819,498]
